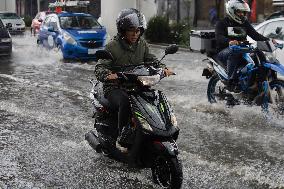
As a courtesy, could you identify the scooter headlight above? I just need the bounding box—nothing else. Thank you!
[63,32,77,45]
[138,75,160,86]
[138,117,153,132]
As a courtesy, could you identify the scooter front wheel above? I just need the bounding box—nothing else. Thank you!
[151,156,183,189]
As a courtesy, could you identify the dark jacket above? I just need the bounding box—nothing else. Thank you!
[94,35,166,95]
[215,17,269,52]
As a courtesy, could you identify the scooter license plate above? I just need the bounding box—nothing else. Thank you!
[88,49,96,54]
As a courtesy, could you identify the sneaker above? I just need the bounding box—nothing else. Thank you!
[116,140,128,153]
[233,85,241,93]
[226,80,241,93]
[226,96,240,106]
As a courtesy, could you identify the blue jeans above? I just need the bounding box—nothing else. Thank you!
[217,47,245,80]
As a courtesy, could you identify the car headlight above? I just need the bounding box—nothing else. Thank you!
[63,32,77,45]
[1,38,12,43]
[138,116,153,132]
[138,75,160,86]
[170,112,178,127]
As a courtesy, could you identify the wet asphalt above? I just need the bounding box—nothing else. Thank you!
[0,33,283,189]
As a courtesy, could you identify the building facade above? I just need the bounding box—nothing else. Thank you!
[101,0,157,37]
[0,0,16,12]
[15,0,100,18]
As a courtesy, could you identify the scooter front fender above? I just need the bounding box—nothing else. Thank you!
[264,63,284,76]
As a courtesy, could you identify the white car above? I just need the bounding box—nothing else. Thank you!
[0,12,25,34]
[248,17,284,63]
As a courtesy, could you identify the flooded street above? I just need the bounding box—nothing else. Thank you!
[0,33,284,189]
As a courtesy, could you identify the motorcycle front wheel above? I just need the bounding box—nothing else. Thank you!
[151,156,183,189]
[269,79,284,114]
[207,75,227,103]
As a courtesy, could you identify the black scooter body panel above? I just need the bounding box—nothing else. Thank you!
[130,89,179,137]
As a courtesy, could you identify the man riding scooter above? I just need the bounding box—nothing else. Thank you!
[215,0,276,92]
[94,8,174,152]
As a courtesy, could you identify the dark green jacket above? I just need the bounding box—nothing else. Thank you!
[94,35,165,95]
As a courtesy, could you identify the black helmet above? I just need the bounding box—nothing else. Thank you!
[116,8,147,35]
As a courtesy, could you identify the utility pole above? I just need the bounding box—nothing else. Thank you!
[167,0,169,23]
[193,0,197,27]
[177,0,180,23]
[31,0,33,16]
[37,0,40,12]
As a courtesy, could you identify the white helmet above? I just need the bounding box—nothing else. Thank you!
[226,0,251,24]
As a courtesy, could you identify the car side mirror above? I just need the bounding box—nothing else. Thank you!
[165,44,179,55]
[276,27,282,34]
[95,50,114,61]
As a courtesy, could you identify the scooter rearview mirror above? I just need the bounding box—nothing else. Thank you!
[165,44,179,55]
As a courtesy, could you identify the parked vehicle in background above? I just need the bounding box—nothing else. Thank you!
[248,17,284,64]
[37,12,107,60]
[0,18,12,56]
[265,11,284,21]
[0,12,25,34]
[31,11,54,35]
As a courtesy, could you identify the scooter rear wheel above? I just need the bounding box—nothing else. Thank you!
[207,75,227,103]
[151,156,183,189]
[269,79,284,114]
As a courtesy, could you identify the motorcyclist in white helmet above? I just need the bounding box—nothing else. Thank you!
[215,0,275,92]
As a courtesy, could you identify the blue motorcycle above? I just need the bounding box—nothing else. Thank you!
[202,40,284,113]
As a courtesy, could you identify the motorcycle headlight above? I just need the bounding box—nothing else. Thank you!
[170,113,178,127]
[137,75,160,86]
[138,117,153,132]
[1,38,12,43]
[63,32,77,45]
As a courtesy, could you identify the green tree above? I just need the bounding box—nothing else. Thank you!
[145,16,170,43]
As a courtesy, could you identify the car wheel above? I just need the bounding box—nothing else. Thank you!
[57,44,68,62]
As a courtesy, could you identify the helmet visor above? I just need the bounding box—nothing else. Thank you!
[121,13,141,30]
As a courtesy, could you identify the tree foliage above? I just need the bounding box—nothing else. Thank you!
[145,16,170,43]
[145,15,190,46]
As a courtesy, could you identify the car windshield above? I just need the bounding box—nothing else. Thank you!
[59,16,100,29]
[0,13,21,19]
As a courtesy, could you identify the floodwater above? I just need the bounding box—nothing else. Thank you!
[0,33,283,189]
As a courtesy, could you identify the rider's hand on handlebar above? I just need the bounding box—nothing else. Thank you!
[106,73,118,80]
[229,40,239,46]
[271,38,277,45]
[164,68,175,77]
